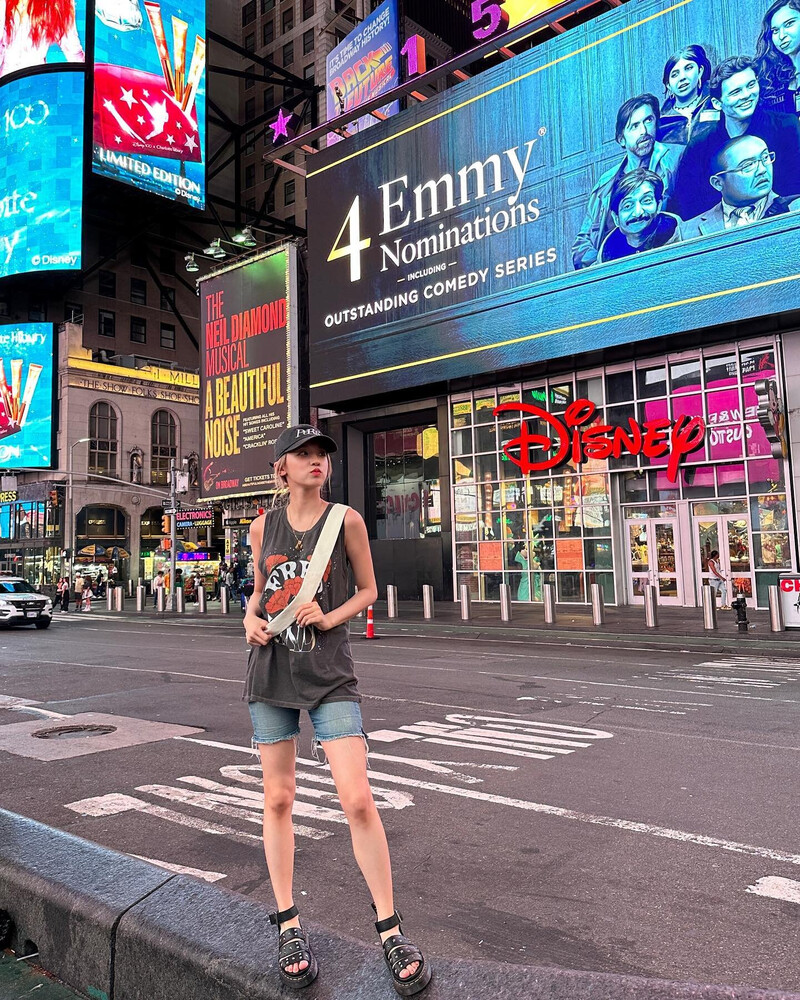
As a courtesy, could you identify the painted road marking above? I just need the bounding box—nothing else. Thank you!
[131,856,228,882]
[173,736,800,868]
[657,672,789,690]
[745,876,800,904]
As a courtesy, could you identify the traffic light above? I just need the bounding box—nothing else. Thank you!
[161,514,172,534]
[49,489,59,507]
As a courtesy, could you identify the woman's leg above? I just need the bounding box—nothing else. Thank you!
[322,736,419,980]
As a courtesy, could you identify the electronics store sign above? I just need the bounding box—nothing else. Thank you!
[308,0,800,402]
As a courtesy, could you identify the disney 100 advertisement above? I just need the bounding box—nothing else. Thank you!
[0,324,54,469]
[0,0,86,80]
[308,0,800,403]
[92,0,206,209]
[0,71,84,278]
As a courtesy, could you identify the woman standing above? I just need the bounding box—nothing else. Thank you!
[658,44,715,144]
[756,0,800,115]
[243,425,431,996]
[707,549,730,609]
[0,0,85,78]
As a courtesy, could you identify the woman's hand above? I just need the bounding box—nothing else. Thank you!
[294,601,331,630]
[244,612,272,646]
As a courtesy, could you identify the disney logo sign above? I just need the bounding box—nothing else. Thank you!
[494,400,706,483]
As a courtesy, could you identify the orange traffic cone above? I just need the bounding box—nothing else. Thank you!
[364,605,376,639]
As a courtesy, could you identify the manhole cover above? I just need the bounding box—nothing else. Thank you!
[32,725,117,740]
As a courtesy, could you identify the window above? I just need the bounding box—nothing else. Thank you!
[369,425,440,541]
[160,287,175,311]
[244,62,256,89]
[284,179,295,205]
[242,0,256,25]
[89,402,118,478]
[263,85,275,112]
[303,62,314,81]
[302,28,314,53]
[282,7,293,32]
[98,269,116,296]
[261,0,274,11]
[263,19,274,45]
[244,129,256,153]
[151,410,177,486]
[130,317,146,343]
[160,323,176,350]
[282,41,293,66]
[285,214,295,228]
[303,0,314,19]
[245,163,256,188]
[98,310,115,338]
[65,302,82,322]
[244,31,255,52]
[159,249,175,275]
[130,277,147,305]
[28,304,45,322]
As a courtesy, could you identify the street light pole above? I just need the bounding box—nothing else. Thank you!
[67,438,91,588]
[169,457,177,610]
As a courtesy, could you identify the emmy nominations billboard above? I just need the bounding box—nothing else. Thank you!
[0,323,54,468]
[0,71,84,278]
[198,247,299,502]
[308,0,800,404]
[92,0,206,208]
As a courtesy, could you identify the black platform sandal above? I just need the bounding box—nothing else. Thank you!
[268,904,319,989]
[373,904,432,997]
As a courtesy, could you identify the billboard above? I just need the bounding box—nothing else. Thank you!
[92,0,206,209]
[0,71,84,278]
[326,0,399,146]
[0,323,54,468]
[308,0,800,404]
[0,0,86,81]
[199,247,298,501]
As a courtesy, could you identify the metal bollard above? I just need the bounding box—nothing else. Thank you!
[590,583,605,626]
[422,584,434,620]
[106,588,114,611]
[768,585,784,632]
[644,585,659,628]
[114,586,124,612]
[127,579,133,597]
[459,583,472,621]
[136,585,146,612]
[702,585,718,630]
[175,588,185,614]
[543,583,557,624]
[220,585,230,615]
[499,583,512,622]
[387,585,398,619]
[138,577,144,589]
[156,587,166,613]
[197,585,207,614]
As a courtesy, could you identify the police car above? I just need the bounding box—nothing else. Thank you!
[0,577,53,629]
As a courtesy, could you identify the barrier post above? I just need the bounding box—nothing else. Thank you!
[386,585,398,619]
[364,605,376,639]
[644,585,659,628]
[422,584,434,620]
[197,586,207,614]
[175,588,185,614]
[136,585,145,613]
[499,584,512,622]
[702,585,718,631]
[459,583,472,621]
[590,583,605,626]
[543,583,556,624]
[114,586,124,612]
[220,586,230,615]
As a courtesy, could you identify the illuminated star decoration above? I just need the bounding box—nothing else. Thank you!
[269,107,297,145]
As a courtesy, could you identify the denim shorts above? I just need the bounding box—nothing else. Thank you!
[248,699,369,763]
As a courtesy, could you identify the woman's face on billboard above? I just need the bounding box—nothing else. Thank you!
[770,5,800,58]
[667,58,702,101]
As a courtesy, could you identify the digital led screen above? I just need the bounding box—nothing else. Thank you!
[0,71,84,278]
[326,0,399,146]
[0,0,86,80]
[92,0,206,209]
[199,248,298,502]
[0,323,54,468]
[308,0,800,404]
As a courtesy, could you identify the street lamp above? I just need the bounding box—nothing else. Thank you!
[66,438,91,586]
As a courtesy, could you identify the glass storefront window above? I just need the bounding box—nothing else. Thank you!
[577,375,603,405]
[474,394,496,423]
[741,348,775,382]
[606,370,633,403]
[549,383,573,411]
[704,354,738,388]
[670,359,701,393]
[748,459,784,492]
[451,399,472,427]
[475,423,497,453]
[637,365,666,398]
[751,494,787,532]
[370,423,438,540]
[753,533,791,569]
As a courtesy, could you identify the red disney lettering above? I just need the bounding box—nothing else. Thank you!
[494,400,705,483]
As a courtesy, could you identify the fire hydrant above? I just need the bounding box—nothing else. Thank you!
[731,592,750,633]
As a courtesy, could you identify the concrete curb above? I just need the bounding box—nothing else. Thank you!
[1,810,799,1000]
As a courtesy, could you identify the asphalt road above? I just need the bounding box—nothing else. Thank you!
[1,611,798,993]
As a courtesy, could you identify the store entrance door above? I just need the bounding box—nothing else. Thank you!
[694,513,754,603]
[626,516,683,605]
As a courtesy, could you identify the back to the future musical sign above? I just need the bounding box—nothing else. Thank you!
[307,0,800,404]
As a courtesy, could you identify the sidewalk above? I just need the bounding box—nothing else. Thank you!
[0,950,85,999]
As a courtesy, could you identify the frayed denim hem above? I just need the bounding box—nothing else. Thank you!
[311,729,371,767]
[250,731,301,757]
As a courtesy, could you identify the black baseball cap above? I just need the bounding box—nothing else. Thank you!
[272,424,338,464]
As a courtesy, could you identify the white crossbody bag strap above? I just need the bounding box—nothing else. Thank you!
[266,503,348,636]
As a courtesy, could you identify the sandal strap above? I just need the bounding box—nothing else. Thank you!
[372,904,403,935]
[268,903,299,926]
[383,933,425,979]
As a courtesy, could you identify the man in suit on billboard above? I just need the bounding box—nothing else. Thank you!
[670,56,800,220]
[572,94,683,269]
[597,168,682,262]
[680,134,800,237]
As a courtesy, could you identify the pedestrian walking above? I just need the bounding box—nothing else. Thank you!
[707,549,730,609]
[73,572,84,611]
[243,425,431,995]
[153,570,165,607]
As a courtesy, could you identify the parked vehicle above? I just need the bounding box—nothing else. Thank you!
[0,577,53,629]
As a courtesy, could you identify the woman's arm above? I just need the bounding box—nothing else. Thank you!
[243,514,272,645]
[295,508,378,630]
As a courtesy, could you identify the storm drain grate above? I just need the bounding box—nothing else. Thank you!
[32,725,117,740]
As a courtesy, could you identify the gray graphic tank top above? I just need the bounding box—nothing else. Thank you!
[243,503,360,709]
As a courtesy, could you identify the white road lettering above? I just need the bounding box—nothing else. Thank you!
[745,876,800,904]
[131,856,228,882]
